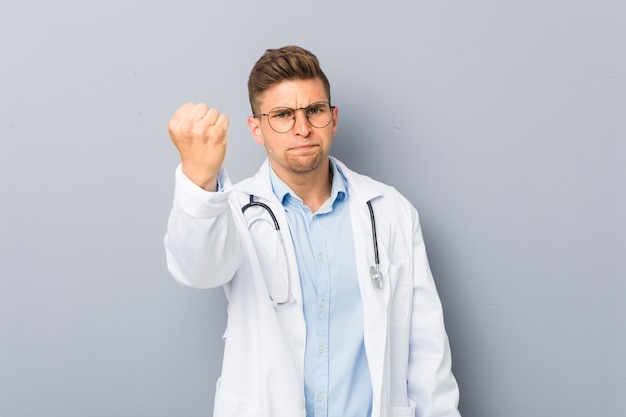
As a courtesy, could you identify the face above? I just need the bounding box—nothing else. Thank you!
[247,78,338,181]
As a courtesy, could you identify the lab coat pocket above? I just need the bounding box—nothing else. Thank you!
[214,378,260,417]
[388,263,411,326]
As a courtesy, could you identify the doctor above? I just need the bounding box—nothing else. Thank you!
[164,45,461,417]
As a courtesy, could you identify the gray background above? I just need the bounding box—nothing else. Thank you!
[1,0,624,416]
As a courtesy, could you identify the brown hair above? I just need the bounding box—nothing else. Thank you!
[247,45,331,114]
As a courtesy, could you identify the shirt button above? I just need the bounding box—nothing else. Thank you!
[317,254,324,262]
[317,394,324,401]
[318,345,325,353]
[319,300,327,308]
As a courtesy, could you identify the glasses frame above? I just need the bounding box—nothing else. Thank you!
[253,101,336,134]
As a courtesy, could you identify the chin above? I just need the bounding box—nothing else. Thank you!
[287,153,327,173]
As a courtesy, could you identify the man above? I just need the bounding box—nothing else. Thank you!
[164,45,461,417]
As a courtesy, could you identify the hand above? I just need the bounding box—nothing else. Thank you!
[168,102,229,191]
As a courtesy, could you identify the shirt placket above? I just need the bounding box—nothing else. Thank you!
[310,213,330,416]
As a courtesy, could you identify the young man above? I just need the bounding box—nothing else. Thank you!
[164,46,461,417]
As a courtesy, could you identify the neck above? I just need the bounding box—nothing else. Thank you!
[273,160,332,213]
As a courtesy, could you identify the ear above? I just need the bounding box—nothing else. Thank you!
[331,105,339,136]
[247,115,264,145]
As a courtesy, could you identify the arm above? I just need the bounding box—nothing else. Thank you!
[164,166,242,289]
[408,207,461,416]
[163,102,242,288]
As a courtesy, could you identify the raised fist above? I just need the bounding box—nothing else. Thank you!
[168,102,229,191]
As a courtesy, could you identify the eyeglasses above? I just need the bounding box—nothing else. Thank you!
[254,101,336,134]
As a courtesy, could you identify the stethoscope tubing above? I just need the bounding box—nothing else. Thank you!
[242,195,280,230]
[367,200,380,267]
[241,195,384,301]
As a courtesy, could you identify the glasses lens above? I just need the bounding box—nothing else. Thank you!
[268,108,295,133]
[306,102,333,128]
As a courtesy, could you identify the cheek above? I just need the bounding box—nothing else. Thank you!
[260,137,280,155]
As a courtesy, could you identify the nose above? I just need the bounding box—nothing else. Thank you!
[291,108,311,136]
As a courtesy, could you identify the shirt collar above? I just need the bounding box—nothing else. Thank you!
[269,160,348,208]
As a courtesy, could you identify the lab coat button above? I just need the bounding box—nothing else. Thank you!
[295,338,305,348]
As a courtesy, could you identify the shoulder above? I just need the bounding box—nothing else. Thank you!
[335,158,415,210]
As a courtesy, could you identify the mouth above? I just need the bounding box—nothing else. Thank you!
[289,144,319,153]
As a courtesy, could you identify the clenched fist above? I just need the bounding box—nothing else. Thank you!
[168,102,229,191]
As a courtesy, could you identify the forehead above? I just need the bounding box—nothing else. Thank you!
[259,78,328,109]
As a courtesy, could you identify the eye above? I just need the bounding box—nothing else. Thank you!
[271,108,293,119]
[307,103,328,115]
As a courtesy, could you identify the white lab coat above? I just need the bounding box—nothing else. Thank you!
[164,158,461,417]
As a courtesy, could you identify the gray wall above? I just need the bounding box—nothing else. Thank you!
[1,1,624,416]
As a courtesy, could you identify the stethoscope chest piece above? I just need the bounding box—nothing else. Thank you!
[370,266,383,289]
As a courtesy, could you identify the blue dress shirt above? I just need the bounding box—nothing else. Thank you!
[270,161,372,417]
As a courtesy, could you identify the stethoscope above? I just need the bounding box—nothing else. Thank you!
[241,195,383,306]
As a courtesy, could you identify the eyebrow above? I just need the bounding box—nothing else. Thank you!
[268,100,329,109]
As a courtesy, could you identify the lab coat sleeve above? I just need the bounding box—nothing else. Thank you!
[164,165,243,289]
[407,207,461,416]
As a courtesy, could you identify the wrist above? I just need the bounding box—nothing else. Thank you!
[181,165,218,191]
